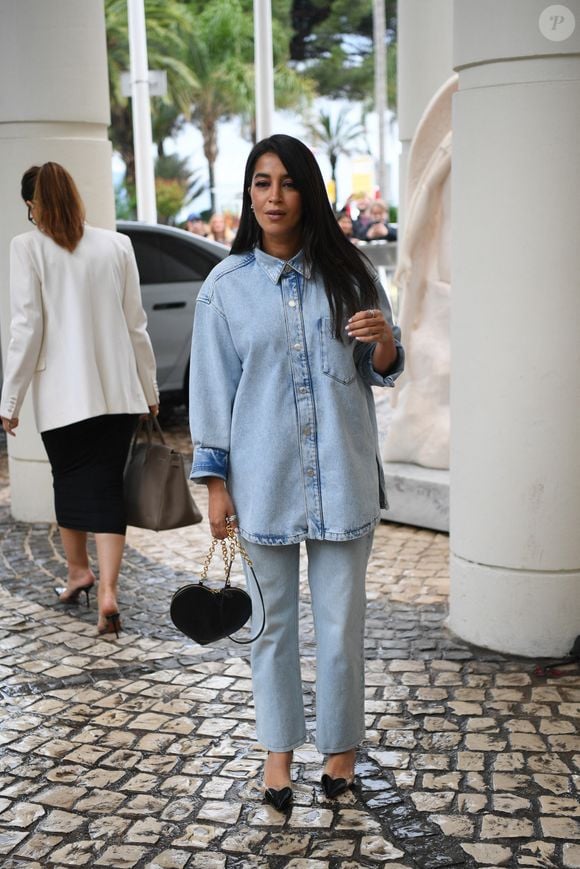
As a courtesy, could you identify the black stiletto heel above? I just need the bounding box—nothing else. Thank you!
[264,786,293,811]
[321,773,355,799]
[54,583,94,607]
[98,612,121,638]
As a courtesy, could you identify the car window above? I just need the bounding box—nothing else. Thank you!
[123,231,217,284]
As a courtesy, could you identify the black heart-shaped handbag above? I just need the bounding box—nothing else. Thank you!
[170,526,265,646]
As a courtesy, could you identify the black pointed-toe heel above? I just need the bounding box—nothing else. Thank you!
[321,773,355,799]
[54,583,94,608]
[264,785,293,811]
[97,612,121,638]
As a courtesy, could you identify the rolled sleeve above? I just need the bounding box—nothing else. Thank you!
[191,446,229,481]
[189,285,242,482]
[359,339,405,386]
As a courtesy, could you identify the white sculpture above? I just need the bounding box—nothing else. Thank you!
[383,74,458,470]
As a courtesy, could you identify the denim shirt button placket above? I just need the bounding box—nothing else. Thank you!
[283,268,323,536]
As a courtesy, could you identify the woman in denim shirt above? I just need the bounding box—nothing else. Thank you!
[189,135,404,810]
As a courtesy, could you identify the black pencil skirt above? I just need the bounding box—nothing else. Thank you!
[41,414,138,535]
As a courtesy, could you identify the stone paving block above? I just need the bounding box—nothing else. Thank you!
[94,844,149,866]
[457,752,485,771]
[37,808,85,833]
[144,849,191,868]
[32,785,87,809]
[310,839,356,858]
[421,772,461,790]
[185,854,227,869]
[481,815,534,838]
[246,805,286,827]
[172,822,221,848]
[197,800,242,824]
[528,754,571,775]
[492,773,531,790]
[0,829,28,855]
[73,789,126,814]
[533,773,571,794]
[516,839,557,866]
[540,817,580,839]
[430,814,474,837]
[88,815,130,840]
[493,752,525,771]
[410,791,454,812]
[14,832,64,860]
[288,807,334,828]
[492,793,531,813]
[564,843,580,868]
[121,773,159,793]
[48,839,102,865]
[539,796,580,817]
[220,826,267,852]
[262,834,312,856]
[0,800,45,827]
[461,842,512,865]
[335,809,382,832]
[458,793,487,813]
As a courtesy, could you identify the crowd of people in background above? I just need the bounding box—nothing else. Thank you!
[183,192,397,250]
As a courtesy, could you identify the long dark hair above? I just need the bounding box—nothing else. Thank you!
[21,162,85,252]
[231,134,378,338]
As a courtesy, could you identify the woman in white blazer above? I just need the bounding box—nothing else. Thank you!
[0,162,159,636]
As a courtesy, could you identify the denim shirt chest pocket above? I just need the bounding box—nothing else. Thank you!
[318,317,356,384]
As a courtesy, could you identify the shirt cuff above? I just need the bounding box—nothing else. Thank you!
[366,343,405,386]
[190,446,229,481]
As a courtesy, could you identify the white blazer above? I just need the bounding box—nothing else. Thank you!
[0,225,159,432]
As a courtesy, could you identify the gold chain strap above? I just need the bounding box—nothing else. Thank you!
[199,519,254,585]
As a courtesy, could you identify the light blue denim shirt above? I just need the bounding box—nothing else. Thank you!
[189,247,404,545]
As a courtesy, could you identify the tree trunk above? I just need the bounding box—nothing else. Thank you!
[202,116,219,213]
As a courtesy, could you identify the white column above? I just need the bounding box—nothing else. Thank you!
[449,0,580,656]
[128,0,157,223]
[373,0,387,200]
[253,0,275,140]
[0,0,114,522]
[397,0,453,233]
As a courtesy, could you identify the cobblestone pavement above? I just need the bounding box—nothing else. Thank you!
[0,413,579,869]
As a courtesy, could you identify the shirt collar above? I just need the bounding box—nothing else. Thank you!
[254,246,312,284]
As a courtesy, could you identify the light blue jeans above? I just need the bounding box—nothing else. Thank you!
[241,533,373,754]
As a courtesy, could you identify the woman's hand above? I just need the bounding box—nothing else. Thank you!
[366,221,389,240]
[206,477,238,540]
[139,404,159,422]
[346,308,392,344]
[1,417,19,437]
[346,308,397,375]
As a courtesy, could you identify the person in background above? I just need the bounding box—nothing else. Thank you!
[189,134,404,811]
[360,199,397,242]
[336,211,360,245]
[0,162,159,637]
[350,194,373,239]
[206,212,235,246]
[185,212,207,237]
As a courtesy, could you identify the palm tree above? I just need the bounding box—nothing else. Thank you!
[180,0,256,212]
[182,0,314,210]
[105,0,197,187]
[306,108,366,209]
